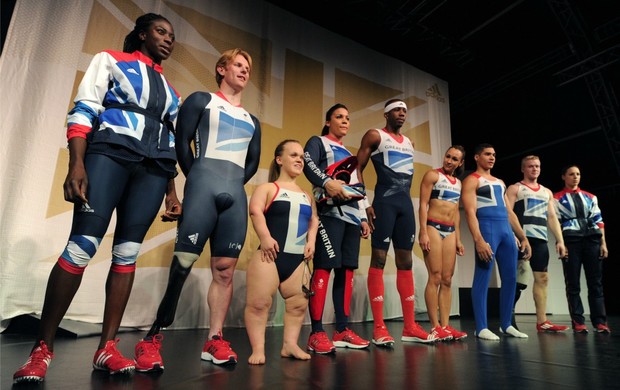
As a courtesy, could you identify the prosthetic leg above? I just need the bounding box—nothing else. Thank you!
[146,255,194,337]
[512,259,531,330]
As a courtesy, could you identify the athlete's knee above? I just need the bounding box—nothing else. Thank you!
[440,273,453,288]
[111,240,142,267]
[174,251,200,268]
[370,249,388,269]
[534,272,549,287]
[286,295,308,315]
[247,294,272,313]
[212,257,237,286]
[394,249,413,270]
[312,269,331,290]
[395,260,413,271]
[370,258,387,269]
[58,234,103,273]
[427,269,442,285]
[502,271,516,285]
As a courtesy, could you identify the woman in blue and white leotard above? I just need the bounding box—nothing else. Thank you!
[245,140,319,365]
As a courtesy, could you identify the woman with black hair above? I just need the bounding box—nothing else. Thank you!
[303,103,371,353]
[13,13,181,383]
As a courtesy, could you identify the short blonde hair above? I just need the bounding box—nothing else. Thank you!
[521,155,540,168]
[215,48,252,86]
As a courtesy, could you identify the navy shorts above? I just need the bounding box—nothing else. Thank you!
[519,237,550,272]
[370,192,415,251]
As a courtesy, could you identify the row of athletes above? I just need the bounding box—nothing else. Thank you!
[13,12,610,384]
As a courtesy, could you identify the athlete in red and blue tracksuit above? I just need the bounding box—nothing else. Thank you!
[554,166,609,332]
[62,49,181,272]
[304,130,370,351]
[13,14,182,383]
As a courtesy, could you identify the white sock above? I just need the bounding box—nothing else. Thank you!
[501,326,528,338]
[476,328,500,341]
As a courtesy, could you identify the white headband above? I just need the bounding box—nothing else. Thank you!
[384,101,407,113]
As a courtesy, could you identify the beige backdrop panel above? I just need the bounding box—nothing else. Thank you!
[0,0,453,331]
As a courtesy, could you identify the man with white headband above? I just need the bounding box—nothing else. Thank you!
[357,98,436,345]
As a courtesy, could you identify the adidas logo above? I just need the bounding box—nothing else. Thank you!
[188,233,199,245]
[217,105,227,112]
[279,192,289,199]
[79,202,94,213]
[372,296,384,302]
[425,83,446,103]
[405,295,415,302]
[127,68,139,75]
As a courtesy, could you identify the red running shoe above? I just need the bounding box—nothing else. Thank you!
[201,333,238,364]
[307,331,336,354]
[429,325,453,341]
[595,323,611,334]
[93,339,135,374]
[443,325,468,340]
[134,334,165,372]
[332,328,370,349]
[536,321,569,333]
[372,325,395,347]
[13,341,54,383]
[402,322,436,344]
[572,321,588,334]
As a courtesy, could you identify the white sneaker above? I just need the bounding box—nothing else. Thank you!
[500,326,528,338]
[475,328,500,341]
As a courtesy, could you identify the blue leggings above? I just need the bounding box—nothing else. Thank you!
[61,153,168,267]
[471,218,517,332]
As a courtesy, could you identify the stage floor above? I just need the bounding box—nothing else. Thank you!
[2,315,618,389]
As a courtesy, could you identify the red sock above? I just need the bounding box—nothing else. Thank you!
[309,269,330,321]
[397,269,415,329]
[367,267,385,327]
[343,268,354,317]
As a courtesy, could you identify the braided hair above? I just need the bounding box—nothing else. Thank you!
[123,13,170,53]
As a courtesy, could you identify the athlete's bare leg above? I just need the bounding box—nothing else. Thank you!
[208,256,239,338]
